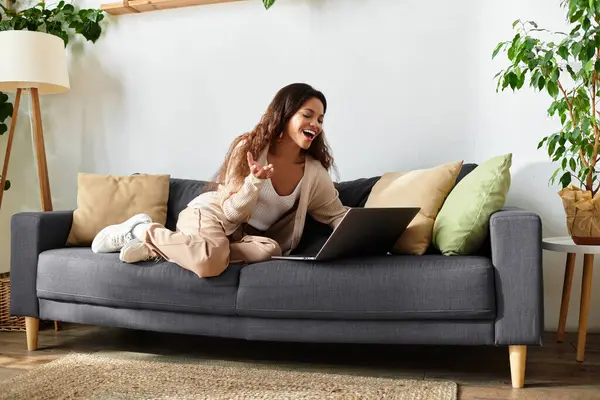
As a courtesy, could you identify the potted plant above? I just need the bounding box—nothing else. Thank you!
[494,0,600,244]
[0,0,105,193]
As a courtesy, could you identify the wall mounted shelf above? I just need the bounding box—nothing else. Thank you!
[101,0,245,15]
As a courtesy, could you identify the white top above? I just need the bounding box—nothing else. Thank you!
[542,237,600,254]
[247,178,302,231]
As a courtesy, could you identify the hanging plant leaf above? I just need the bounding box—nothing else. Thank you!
[0,91,13,136]
[80,20,101,43]
[263,0,276,9]
[0,2,105,45]
[0,101,12,121]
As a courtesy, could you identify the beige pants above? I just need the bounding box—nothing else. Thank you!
[144,207,281,278]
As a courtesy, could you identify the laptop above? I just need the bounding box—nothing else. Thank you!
[271,207,420,261]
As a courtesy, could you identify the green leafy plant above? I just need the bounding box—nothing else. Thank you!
[0,1,104,44]
[494,0,600,196]
[263,0,275,10]
[0,93,11,137]
[0,92,12,190]
[0,1,105,192]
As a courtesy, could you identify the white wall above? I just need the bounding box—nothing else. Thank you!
[1,0,598,332]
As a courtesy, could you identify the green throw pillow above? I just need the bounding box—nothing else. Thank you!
[432,153,512,255]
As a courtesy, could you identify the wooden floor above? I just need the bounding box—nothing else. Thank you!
[0,323,599,399]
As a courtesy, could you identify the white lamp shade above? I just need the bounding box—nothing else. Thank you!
[0,30,70,95]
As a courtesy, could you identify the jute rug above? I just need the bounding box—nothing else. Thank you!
[0,352,457,400]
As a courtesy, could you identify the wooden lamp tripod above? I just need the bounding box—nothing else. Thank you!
[0,30,70,340]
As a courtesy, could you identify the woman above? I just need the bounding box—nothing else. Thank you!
[92,83,349,278]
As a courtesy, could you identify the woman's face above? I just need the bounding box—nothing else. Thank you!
[283,97,325,150]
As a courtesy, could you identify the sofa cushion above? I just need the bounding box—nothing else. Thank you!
[423,163,479,255]
[364,161,464,255]
[433,154,512,255]
[335,176,381,207]
[455,163,478,187]
[36,248,242,315]
[236,255,495,320]
[66,173,170,246]
[166,178,213,230]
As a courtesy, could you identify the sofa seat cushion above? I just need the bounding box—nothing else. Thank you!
[36,248,242,316]
[237,255,495,320]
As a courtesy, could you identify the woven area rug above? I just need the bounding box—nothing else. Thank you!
[0,352,457,400]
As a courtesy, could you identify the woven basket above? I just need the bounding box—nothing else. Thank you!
[0,272,26,331]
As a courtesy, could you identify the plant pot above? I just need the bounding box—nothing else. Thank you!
[559,185,600,245]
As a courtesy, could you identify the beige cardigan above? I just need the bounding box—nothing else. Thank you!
[188,144,349,255]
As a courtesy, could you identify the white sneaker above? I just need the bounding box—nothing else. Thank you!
[119,240,156,263]
[91,214,152,253]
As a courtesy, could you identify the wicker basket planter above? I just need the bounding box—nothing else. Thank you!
[559,186,600,245]
[0,272,26,331]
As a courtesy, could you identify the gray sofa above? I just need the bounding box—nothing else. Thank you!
[9,163,544,389]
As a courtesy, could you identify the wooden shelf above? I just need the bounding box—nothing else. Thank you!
[101,0,246,15]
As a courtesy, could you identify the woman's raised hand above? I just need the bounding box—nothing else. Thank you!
[247,152,274,179]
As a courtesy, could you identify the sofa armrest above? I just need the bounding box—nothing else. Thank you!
[10,211,73,318]
[490,206,544,346]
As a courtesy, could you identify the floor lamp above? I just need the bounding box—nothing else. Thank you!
[0,30,70,335]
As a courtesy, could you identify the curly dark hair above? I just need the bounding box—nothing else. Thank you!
[210,83,336,189]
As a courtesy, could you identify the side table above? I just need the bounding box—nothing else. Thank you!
[542,237,597,362]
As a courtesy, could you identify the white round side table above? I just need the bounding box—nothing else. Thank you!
[543,236,598,362]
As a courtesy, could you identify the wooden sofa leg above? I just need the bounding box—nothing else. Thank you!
[509,345,526,388]
[25,317,39,351]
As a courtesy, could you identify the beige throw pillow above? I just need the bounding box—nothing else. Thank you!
[365,161,463,255]
[66,173,170,246]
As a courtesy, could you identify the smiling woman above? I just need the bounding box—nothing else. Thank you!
[91,82,349,280]
[212,83,333,192]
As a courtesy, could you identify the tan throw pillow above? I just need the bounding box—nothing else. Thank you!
[66,173,170,246]
[364,160,463,255]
